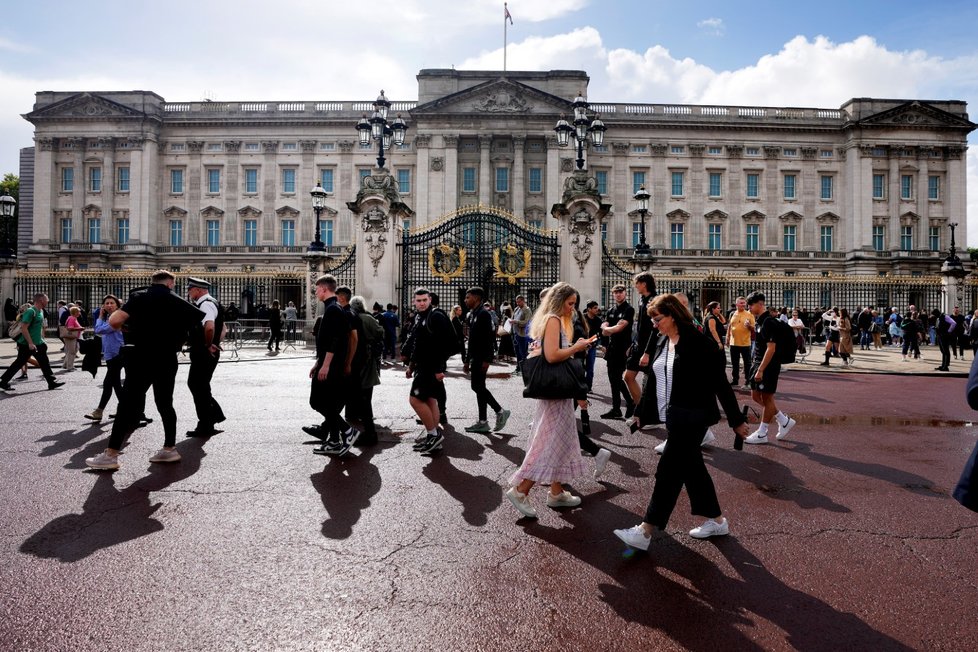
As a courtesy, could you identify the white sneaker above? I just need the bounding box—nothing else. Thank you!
[149,448,181,463]
[776,417,796,441]
[593,448,612,479]
[654,440,667,454]
[614,525,651,551]
[744,431,769,445]
[85,451,120,470]
[701,429,717,447]
[505,487,537,518]
[689,518,729,539]
[546,491,582,508]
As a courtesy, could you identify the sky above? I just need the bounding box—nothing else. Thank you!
[2,0,978,243]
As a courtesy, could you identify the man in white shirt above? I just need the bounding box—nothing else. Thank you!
[186,277,226,438]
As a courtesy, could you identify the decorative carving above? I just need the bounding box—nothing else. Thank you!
[261,141,279,153]
[801,146,818,159]
[778,211,803,223]
[560,170,600,203]
[872,216,889,227]
[163,205,188,218]
[362,206,390,234]
[569,208,596,273]
[493,242,531,285]
[111,209,129,220]
[97,137,115,150]
[946,146,966,160]
[187,140,205,153]
[224,140,242,153]
[443,135,459,148]
[704,210,728,222]
[815,212,840,224]
[666,209,690,222]
[300,140,317,153]
[201,206,225,219]
[338,140,355,153]
[365,232,388,275]
[742,210,766,223]
[899,211,920,226]
[124,136,145,150]
[651,144,667,157]
[428,242,467,283]
[82,204,101,219]
[478,134,493,149]
[763,146,781,159]
[512,136,526,151]
[61,137,84,150]
[430,156,444,172]
[413,134,431,149]
[275,205,300,219]
[237,205,262,219]
[473,90,529,113]
[688,144,706,157]
[545,136,558,149]
[560,158,574,172]
[612,142,631,155]
[37,137,55,151]
[859,145,880,157]
[726,145,743,158]
[835,146,848,160]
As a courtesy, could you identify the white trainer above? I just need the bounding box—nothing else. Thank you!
[701,429,717,447]
[593,448,612,479]
[546,491,582,508]
[149,448,182,463]
[744,431,769,445]
[505,487,538,518]
[654,440,667,454]
[689,518,729,539]
[614,525,652,551]
[776,417,796,440]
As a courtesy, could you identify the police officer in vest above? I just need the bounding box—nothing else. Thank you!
[187,277,226,438]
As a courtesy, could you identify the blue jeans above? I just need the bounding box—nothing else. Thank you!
[514,334,529,365]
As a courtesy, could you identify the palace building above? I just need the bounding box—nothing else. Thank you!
[11,68,976,313]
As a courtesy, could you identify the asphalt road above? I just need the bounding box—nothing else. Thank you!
[1,352,976,651]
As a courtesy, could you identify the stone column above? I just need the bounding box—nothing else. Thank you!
[545,136,560,229]
[947,146,967,245]
[512,136,526,218]
[801,146,818,250]
[34,138,55,244]
[762,146,780,250]
[224,140,241,243]
[69,138,85,242]
[551,170,611,303]
[443,135,459,218]
[347,171,413,309]
[612,142,630,246]
[261,140,279,242]
[187,140,204,242]
[726,145,743,248]
[687,144,705,249]
[478,134,492,206]
[888,151,900,250]
[299,140,317,243]
[414,134,431,226]
[100,138,116,245]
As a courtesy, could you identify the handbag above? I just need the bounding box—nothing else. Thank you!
[521,350,587,400]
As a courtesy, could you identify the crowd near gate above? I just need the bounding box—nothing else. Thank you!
[398,206,560,311]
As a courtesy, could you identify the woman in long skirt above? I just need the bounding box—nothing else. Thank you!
[506,282,593,518]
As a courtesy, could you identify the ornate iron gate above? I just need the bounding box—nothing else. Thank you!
[601,243,637,309]
[399,206,559,311]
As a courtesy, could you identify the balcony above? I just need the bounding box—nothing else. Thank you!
[610,247,846,260]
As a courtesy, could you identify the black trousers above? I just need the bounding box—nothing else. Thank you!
[470,361,501,420]
[188,348,224,430]
[1,342,57,385]
[310,376,349,440]
[97,355,125,410]
[644,425,722,529]
[109,353,178,450]
[729,345,751,384]
[267,324,282,349]
[606,354,632,412]
[938,337,951,368]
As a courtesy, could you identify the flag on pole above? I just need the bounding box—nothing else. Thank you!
[505,3,513,25]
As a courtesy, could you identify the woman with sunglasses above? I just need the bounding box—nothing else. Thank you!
[614,293,748,551]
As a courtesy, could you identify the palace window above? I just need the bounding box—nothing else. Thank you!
[928,175,940,200]
[321,219,334,246]
[169,220,183,246]
[670,145,684,154]
[170,169,184,194]
[632,171,646,194]
[745,224,759,251]
[873,174,885,199]
[783,148,797,157]
[397,169,411,194]
[320,168,334,193]
[872,226,885,251]
[929,226,940,252]
[495,167,509,192]
[600,222,608,242]
[528,167,542,193]
[244,220,258,247]
[746,147,760,156]
[89,167,102,192]
[206,220,221,246]
[632,145,647,153]
[244,143,260,151]
[359,169,372,185]
[708,146,722,155]
[462,167,477,193]
[207,143,222,152]
[783,225,796,251]
[746,173,759,198]
[281,168,296,193]
[670,223,684,249]
[901,175,913,200]
[708,172,722,198]
[820,149,833,158]
[88,218,100,243]
[207,169,220,194]
[900,225,913,250]
[282,142,297,151]
[244,168,258,193]
[595,170,608,195]
[783,174,796,199]
[117,167,130,192]
[820,225,833,252]
[117,218,129,245]
[820,175,833,200]
[61,167,73,192]
[281,220,295,246]
[670,171,684,196]
[632,223,642,247]
[708,224,722,250]
[61,217,72,243]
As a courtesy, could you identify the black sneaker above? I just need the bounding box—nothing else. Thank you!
[0,381,14,392]
[417,432,445,455]
[624,405,635,419]
[313,439,345,456]
[600,409,624,420]
[302,424,326,439]
[47,380,66,390]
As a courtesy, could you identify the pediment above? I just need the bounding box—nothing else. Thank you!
[25,92,148,121]
[411,78,574,117]
[816,211,840,224]
[82,204,101,218]
[666,209,690,222]
[853,101,975,130]
[201,205,225,218]
[778,211,803,223]
[238,205,262,218]
[900,211,920,225]
[163,205,187,218]
[704,209,728,221]
[742,210,766,222]
[275,205,300,218]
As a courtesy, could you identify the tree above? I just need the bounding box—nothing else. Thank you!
[1,173,18,257]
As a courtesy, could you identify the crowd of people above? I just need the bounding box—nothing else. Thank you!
[2,272,975,551]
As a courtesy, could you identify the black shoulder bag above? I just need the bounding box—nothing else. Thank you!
[521,331,587,400]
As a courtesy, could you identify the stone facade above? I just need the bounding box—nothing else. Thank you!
[17,69,976,277]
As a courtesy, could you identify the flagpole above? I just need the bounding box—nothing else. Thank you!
[504,3,508,71]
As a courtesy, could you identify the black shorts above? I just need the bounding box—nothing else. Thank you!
[827,330,840,343]
[410,372,442,401]
[626,347,649,372]
[749,362,781,394]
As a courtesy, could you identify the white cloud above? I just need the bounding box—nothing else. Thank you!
[458,26,606,73]
[697,17,724,36]
[0,36,34,53]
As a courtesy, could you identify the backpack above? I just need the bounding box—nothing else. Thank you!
[7,316,21,339]
[769,318,797,364]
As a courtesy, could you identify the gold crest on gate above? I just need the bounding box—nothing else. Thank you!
[493,242,531,285]
[428,242,467,283]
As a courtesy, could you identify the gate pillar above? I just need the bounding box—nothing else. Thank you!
[551,170,611,303]
[347,171,413,309]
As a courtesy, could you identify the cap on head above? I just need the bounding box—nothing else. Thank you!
[187,277,211,291]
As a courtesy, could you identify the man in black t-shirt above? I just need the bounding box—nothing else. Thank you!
[600,284,635,420]
[462,287,510,435]
[406,288,454,455]
[744,292,796,445]
[86,270,204,470]
[624,272,656,412]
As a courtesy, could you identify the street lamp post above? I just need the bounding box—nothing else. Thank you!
[554,93,606,170]
[356,90,408,170]
[309,182,328,252]
[0,191,15,259]
[633,185,652,258]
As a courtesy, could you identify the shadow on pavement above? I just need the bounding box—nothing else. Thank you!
[36,423,107,458]
[310,442,394,540]
[19,439,207,562]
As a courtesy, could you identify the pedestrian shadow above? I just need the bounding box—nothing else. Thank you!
[19,439,207,563]
[36,423,107,458]
[484,433,527,468]
[521,499,910,651]
[422,456,503,527]
[707,448,851,513]
[310,442,394,540]
[781,441,945,498]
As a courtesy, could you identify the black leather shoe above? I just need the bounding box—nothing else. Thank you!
[47,380,66,390]
[624,405,635,419]
[600,409,624,420]
[302,425,327,439]
[187,428,222,438]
